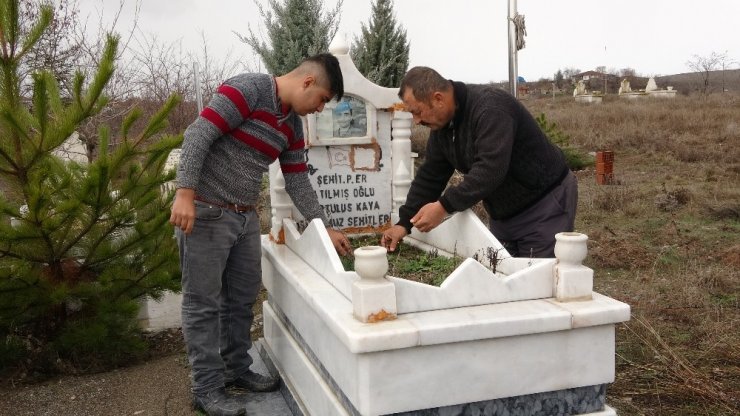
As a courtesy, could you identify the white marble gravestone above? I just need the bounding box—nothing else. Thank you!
[260,36,629,416]
[573,80,603,104]
[269,36,413,238]
[645,77,677,98]
[618,78,647,100]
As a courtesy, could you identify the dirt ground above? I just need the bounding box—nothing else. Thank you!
[0,328,195,416]
[0,351,193,416]
[0,298,271,416]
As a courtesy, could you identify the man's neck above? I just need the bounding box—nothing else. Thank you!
[275,75,292,112]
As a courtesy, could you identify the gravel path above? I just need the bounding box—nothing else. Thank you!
[0,353,195,416]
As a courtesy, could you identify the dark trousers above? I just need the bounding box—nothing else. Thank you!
[489,171,578,258]
[177,201,262,394]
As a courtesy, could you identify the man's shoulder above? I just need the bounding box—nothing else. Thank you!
[223,73,273,93]
[467,83,513,101]
[466,84,519,115]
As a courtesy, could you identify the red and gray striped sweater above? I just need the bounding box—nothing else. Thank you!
[176,73,328,225]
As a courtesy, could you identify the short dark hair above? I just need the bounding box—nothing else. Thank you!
[398,66,450,103]
[301,53,344,100]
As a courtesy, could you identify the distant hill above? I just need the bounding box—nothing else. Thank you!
[493,69,740,96]
[656,69,740,94]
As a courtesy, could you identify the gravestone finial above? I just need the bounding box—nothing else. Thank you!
[329,33,350,56]
[554,232,593,301]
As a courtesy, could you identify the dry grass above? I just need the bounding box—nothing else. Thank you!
[526,94,739,415]
[254,93,739,414]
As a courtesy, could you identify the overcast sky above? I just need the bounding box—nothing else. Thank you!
[81,0,740,84]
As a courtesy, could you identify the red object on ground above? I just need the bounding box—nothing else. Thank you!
[595,151,614,185]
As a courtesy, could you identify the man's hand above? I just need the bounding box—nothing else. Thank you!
[327,228,352,256]
[170,188,196,234]
[410,201,448,233]
[381,225,408,252]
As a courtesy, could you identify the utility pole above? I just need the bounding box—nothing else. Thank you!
[552,82,556,104]
[193,62,204,114]
[603,71,607,95]
[508,0,518,97]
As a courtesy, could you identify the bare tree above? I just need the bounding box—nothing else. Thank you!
[718,53,738,94]
[17,0,83,95]
[619,67,636,77]
[192,32,250,105]
[19,0,252,161]
[131,35,193,102]
[561,67,581,81]
[686,51,729,95]
[72,0,143,160]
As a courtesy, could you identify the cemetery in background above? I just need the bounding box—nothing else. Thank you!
[0,1,737,414]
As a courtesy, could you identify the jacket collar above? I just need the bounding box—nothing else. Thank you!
[449,80,467,129]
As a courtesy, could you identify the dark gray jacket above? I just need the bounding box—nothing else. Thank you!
[398,81,569,231]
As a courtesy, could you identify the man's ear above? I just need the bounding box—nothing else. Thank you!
[302,75,315,90]
[432,91,445,108]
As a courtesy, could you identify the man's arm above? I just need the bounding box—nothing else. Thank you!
[171,77,254,233]
[283,169,352,256]
[280,124,351,255]
[170,188,196,234]
[397,133,455,233]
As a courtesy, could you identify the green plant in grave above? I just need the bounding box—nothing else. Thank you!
[341,235,463,287]
[0,0,182,372]
[535,113,593,171]
[392,248,462,287]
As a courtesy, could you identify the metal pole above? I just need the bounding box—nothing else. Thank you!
[553,82,556,104]
[508,0,518,97]
[603,71,607,95]
[193,61,204,114]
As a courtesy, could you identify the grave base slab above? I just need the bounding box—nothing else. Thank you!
[261,237,628,416]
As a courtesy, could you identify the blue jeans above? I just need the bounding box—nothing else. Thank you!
[176,200,262,394]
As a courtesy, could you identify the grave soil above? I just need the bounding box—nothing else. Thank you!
[342,234,464,286]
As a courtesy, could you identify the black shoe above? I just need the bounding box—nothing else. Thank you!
[192,387,246,416]
[226,370,280,392]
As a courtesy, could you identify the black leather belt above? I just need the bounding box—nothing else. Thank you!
[194,196,254,213]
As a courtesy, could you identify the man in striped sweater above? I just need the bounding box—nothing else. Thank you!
[170,54,352,416]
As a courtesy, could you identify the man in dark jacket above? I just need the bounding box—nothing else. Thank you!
[381,66,577,258]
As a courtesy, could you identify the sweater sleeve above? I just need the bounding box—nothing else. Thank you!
[281,119,330,226]
[397,134,455,232]
[438,103,515,213]
[177,77,254,189]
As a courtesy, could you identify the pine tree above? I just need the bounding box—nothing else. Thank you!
[0,0,181,371]
[351,0,409,88]
[554,69,564,89]
[17,0,83,96]
[238,0,343,75]
[535,113,593,171]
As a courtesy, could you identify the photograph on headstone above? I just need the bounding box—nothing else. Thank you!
[317,96,368,139]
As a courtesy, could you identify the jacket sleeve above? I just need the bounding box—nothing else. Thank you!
[397,133,455,232]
